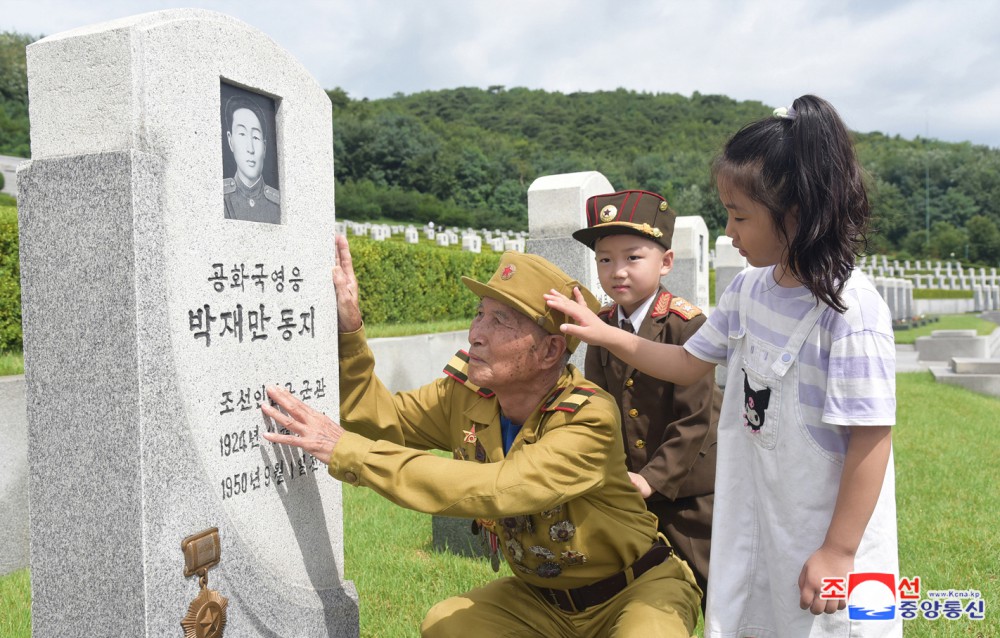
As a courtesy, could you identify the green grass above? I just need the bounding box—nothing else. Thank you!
[0,568,29,638]
[0,351,23,376]
[2,373,998,637]
[894,372,999,637]
[913,288,975,300]
[343,482,511,637]
[366,318,470,339]
[893,314,997,345]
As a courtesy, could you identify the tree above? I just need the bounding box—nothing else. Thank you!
[966,215,1000,266]
[929,221,967,260]
[0,31,35,156]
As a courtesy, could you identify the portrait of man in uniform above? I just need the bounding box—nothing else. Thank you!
[220,82,280,224]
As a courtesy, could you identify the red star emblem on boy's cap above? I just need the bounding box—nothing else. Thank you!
[500,264,516,280]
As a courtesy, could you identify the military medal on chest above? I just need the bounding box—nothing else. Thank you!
[180,527,229,638]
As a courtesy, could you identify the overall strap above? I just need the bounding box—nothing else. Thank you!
[770,298,827,378]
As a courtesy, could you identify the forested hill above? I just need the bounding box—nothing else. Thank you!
[2,29,999,263]
[330,87,768,232]
[330,85,1000,263]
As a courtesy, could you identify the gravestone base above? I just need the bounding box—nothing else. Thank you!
[432,516,490,558]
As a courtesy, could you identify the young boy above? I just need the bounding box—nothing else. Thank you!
[572,189,721,601]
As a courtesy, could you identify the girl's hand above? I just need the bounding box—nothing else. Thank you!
[544,287,615,348]
[627,472,653,499]
[797,545,854,614]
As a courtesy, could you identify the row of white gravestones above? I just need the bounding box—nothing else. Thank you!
[333,219,527,251]
[859,255,999,287]
[873,278,915,321]
[18,9,357,637]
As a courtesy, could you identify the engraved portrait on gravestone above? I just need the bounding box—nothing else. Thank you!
[221,82,281,224]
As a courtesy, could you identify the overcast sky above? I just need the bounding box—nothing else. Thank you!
[7,0,1000,149]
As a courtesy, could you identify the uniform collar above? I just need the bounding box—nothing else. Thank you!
[616,289,658,329]
[234,173,264,197]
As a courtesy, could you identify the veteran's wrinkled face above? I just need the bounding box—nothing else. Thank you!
[466,297,550,393]
[228,107,266,185]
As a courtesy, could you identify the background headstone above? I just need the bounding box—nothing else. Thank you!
[713,236,747,388]
[668,216,710,310]
[19,10,357,636]
[525,171,614,310]
[462,234,482,253]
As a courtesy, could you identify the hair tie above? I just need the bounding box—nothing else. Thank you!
[773,106,797,120]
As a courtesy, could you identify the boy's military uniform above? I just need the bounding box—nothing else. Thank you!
[586,287,720,596]
[573,190,720,598]
[223,175,280,224]
[330,252,700,636]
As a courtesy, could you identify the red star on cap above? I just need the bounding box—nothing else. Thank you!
[501,264,515,279]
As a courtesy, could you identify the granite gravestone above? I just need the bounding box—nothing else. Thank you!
[18,10,357,637]
[525,171,614,307]
[668,216,710,311]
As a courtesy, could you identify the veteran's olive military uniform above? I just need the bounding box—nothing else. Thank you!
[331,327,700,636]
[223,175,280,224]
[586,285,720,597]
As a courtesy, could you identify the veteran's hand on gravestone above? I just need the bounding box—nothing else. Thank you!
[261,385,343,465]
[333,234,362,333]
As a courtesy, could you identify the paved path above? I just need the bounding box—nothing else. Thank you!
[895,344,929,373]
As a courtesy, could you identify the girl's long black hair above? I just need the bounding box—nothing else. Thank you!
[713,95,870,312]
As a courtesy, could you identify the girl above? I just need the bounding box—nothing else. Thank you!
[546,95,900,637]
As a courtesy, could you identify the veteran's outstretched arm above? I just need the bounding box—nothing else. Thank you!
[261,385,344,465]
[333,234,362,333]
[544,287,714,386]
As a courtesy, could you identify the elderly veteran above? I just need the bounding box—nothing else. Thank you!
[262,235,700,637]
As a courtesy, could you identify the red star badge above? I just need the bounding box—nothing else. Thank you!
[463,425,477,443]
[500,264,516,280]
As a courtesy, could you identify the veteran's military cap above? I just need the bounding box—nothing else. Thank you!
[461,252,600,353]
[572,190,676,250]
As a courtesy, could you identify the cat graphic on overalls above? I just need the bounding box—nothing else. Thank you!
[742,370,770,433]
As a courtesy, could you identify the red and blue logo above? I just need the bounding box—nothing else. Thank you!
[847,572,897,620]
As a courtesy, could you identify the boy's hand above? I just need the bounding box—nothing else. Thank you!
[798,545,854,614]
[544,287,615,348]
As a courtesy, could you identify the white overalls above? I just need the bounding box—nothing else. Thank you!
[706,268,901,638]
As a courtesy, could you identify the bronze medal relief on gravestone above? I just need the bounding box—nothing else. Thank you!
[181,527,229,638]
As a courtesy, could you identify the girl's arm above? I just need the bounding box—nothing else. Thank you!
[545,287,715,385]
[797,425,893,614]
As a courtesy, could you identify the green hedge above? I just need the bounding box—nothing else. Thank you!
[912,288,974,300]
[349,236,501,324]
[0,205,20,352]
